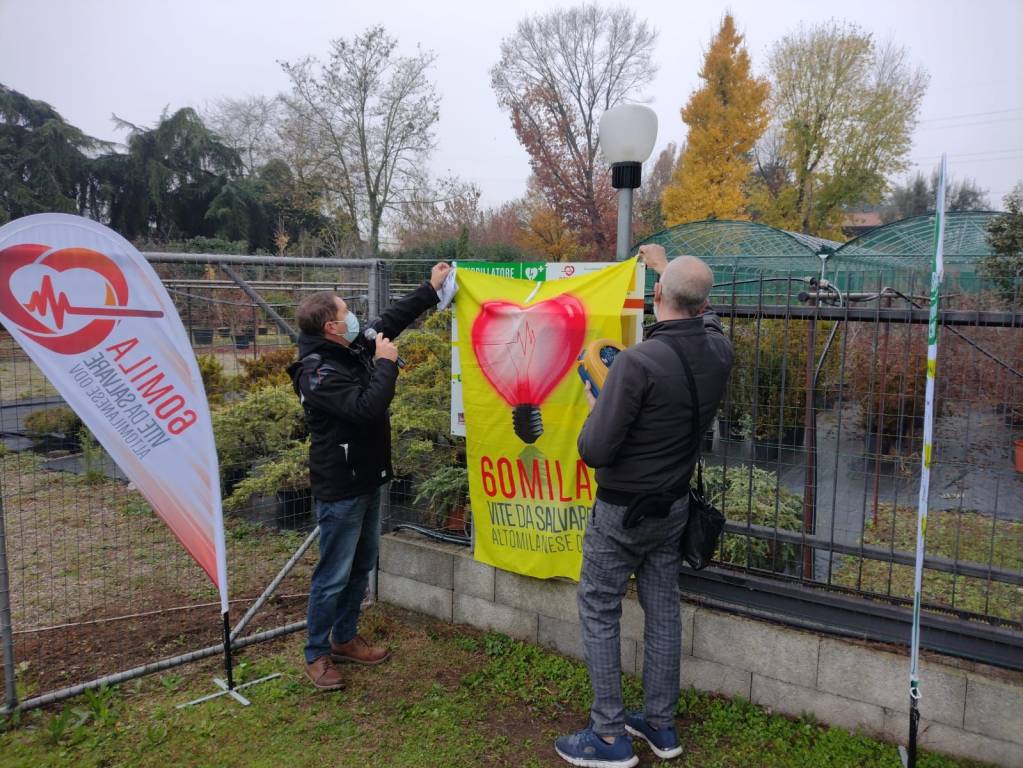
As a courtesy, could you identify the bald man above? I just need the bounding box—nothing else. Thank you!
[555,245,733,767]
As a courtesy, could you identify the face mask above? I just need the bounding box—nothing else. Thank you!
[342,311,360,343]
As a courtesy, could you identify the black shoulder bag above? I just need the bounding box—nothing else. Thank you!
[656,336,726,570]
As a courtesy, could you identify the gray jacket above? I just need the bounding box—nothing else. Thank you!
[577,313,734,497]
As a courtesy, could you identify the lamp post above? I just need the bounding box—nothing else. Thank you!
[598,104,658,260]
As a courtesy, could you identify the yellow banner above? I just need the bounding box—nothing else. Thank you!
[455,259,637,579]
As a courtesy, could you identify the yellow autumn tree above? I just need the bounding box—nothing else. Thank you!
[661,14,769,226]
[516,204,583,262]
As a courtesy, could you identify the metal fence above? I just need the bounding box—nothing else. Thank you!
[0,255,1020,715]
[704,270,1021,635]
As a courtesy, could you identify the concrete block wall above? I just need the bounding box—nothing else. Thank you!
[377,532,1023,768]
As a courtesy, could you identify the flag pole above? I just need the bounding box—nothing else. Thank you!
[222,611,235,690]
[900,153,947,768]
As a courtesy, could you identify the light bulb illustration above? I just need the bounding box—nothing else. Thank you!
[470,293,587,444]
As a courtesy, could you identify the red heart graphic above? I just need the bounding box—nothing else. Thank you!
[471,294,587,407]
[0,245,128,354]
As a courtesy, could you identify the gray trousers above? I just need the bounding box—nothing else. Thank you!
[577,496,689,736]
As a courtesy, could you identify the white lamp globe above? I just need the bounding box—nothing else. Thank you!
[598,104,658,165]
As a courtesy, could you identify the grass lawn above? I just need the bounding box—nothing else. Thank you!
[0,605,993,768]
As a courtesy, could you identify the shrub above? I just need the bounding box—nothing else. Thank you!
[196,354,228,404]
[704,464,804,574]
[979,185,1023,304]
[390,310,465,481]
[238,348,296,391]
[223,440,309,512]
[934,328,1023,414]
[846,324,929,453]
[261,290,297,324]
[413,465,469,528]
[136,236,250,255]
[24,407,82,438]
[730,319,838,441]
[78,428,106,484]
[212,384,306,491]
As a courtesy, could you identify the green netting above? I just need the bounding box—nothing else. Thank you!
[835,210,997,260]
[635,219,840,265]
[632,220,841,301]
[832,211,1001,293]
[633,213,1003,298]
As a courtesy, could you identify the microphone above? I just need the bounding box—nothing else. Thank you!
[362,322,406,369]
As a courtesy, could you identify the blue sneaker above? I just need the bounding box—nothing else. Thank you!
[554,727,638,767]
[624,712,683,759]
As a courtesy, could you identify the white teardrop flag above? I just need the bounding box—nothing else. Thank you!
[0,214,228,612]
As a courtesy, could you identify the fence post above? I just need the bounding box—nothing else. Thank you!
[370,259,391,321]
[0,481,17,712]
[368,261,379,323]
[368,259,391,604]
[802,294,817,580]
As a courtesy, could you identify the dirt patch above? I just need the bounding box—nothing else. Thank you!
[2,452,318,702]
[11,591,308,697]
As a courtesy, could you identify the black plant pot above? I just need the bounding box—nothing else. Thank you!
[233,333,252,350]
[236,490,312,530]
[865,430,891,458]
[717,418,745,441]
[277,489,312,529]
[782,426,805,448]
[753,437,782,462]
[192,328,214,345]
[702,430,715,452]
[864,416,922,459]
[30,432,81,455]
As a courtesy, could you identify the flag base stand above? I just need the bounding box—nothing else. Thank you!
[176,673,281,709]
[176,610,281,710]
[176,527,322,710]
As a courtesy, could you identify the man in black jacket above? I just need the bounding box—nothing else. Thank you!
[556,246,733,766]
[289,262,450,690]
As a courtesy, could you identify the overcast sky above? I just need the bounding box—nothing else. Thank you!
[2,0,1021,227]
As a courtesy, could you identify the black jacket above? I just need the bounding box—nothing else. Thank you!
[577,312,734,497]
[288,282,439,501]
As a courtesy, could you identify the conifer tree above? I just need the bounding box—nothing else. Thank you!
[661,15,769,226]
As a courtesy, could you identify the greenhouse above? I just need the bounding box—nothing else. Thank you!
[635,211,1003,298]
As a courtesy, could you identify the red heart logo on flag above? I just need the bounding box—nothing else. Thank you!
[0,244,128,354]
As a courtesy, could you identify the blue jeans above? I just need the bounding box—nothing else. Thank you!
[304,487,382,663]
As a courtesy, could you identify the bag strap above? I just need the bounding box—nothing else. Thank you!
[654,335,705,496]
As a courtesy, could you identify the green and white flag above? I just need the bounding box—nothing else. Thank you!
[904,154,947,767]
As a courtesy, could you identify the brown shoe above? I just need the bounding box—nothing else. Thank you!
[330,635,391,666]
[305,655,344,690]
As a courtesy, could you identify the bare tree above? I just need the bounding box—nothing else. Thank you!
[203,95,282,176]
[634,141,678,238]
[396,179,484,251]
[882,169,990,223]
[280,26,439,256]
[491,5,657,257]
